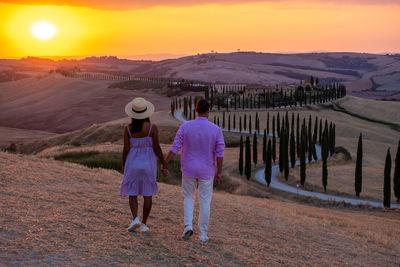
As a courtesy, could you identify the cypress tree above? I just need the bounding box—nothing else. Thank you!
[263,129,267,163]
[312,117,318,161]
[328,122,333,155]
[313,116,318,144]
[355,133,363,197]
[319,118,323,144]
[272,113,276,163]
[265,139,272,186]
[277,113,280,138]
[189,96,192,119]
[290,122,296,168]
[228,114,231,131]
[284,127,289,181]
[322,129,328,192]
[239,135,244,175]
[285,111,289,134]
[234,95,237,110]
[393,140,400,202]
[324,120,328,139]
[291,113,295,137]
[394,140,400,202]
[267,112,270,135]
[233,114,236,129]
[272,115,275,138]
[249,115,252,134]
[384,148,392,208]
[244,114,247,131]
[303,118,308,152]
[213,116,216,125]
[222,111,225,129]
[245,136,251,180]
[272,130,276,163]
[217,117,220,127]
[300,126,306,186]
[239,116,242,132]
[253,132,258,165]
[308,115,312,161]
[296,113,300,157]
[308,132,314,163]
[255,112,259,133]
[331,124,336,155]
[279,126,284,173]
[170,100,175,116]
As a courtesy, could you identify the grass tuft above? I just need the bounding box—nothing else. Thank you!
[54,150,182,185]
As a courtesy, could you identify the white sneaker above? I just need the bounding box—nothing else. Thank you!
[181,226,193,240]
[140,223,149,232]
[127,217,141,232]
[199,235,209,243]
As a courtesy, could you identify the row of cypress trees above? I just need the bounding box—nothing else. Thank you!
[355,135,400,208]
[170,82,347,117]
[205,84,347,111]
[237,111,336,190]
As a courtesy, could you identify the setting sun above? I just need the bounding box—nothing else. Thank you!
[31,21,57,40]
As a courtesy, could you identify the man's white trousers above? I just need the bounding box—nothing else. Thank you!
[182,176,214,237]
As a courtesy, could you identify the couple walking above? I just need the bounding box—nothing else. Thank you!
[120,97,225,242]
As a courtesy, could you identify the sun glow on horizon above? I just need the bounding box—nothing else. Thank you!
[30,21,57,40]
[1,2,399,58]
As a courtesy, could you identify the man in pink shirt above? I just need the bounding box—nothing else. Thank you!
[164,98,225,242]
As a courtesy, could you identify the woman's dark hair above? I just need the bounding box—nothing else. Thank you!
[196,98,210,114]
[130,118,150,133]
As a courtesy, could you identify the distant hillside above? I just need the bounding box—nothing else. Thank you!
[0,75,172,133]
[1,52,399,99]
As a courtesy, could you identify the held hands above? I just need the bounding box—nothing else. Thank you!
[161,164,169,176]
[214,172,222,185]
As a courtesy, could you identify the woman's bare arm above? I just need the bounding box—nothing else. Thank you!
[151,124,168,168]
[122,127,130,171]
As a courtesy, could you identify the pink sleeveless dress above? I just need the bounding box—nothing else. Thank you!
[120,124,158,196]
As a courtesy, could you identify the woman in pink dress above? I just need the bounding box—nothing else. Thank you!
[120,97,168,232]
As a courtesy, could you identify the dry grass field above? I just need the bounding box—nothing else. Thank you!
[1,151,400,266]
[0,126,55,149]
[0,74,172,133]
[336,96,400,125]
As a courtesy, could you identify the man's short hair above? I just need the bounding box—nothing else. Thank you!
[196,98,210,114]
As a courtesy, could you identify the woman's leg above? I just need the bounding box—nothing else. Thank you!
[142,196,152,224]
[129,196,138,220]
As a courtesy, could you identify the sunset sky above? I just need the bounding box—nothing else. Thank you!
[1,0,399,59]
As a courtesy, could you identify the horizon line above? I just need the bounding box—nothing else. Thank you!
[1,50,400,62]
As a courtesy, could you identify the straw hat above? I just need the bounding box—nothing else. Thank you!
[125,97,154,119]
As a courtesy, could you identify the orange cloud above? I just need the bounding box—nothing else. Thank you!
[0,0,399,10]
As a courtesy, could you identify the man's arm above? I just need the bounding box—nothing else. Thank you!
[214,157,223,184]
[164,150,177,164]
[214,128,225,184]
